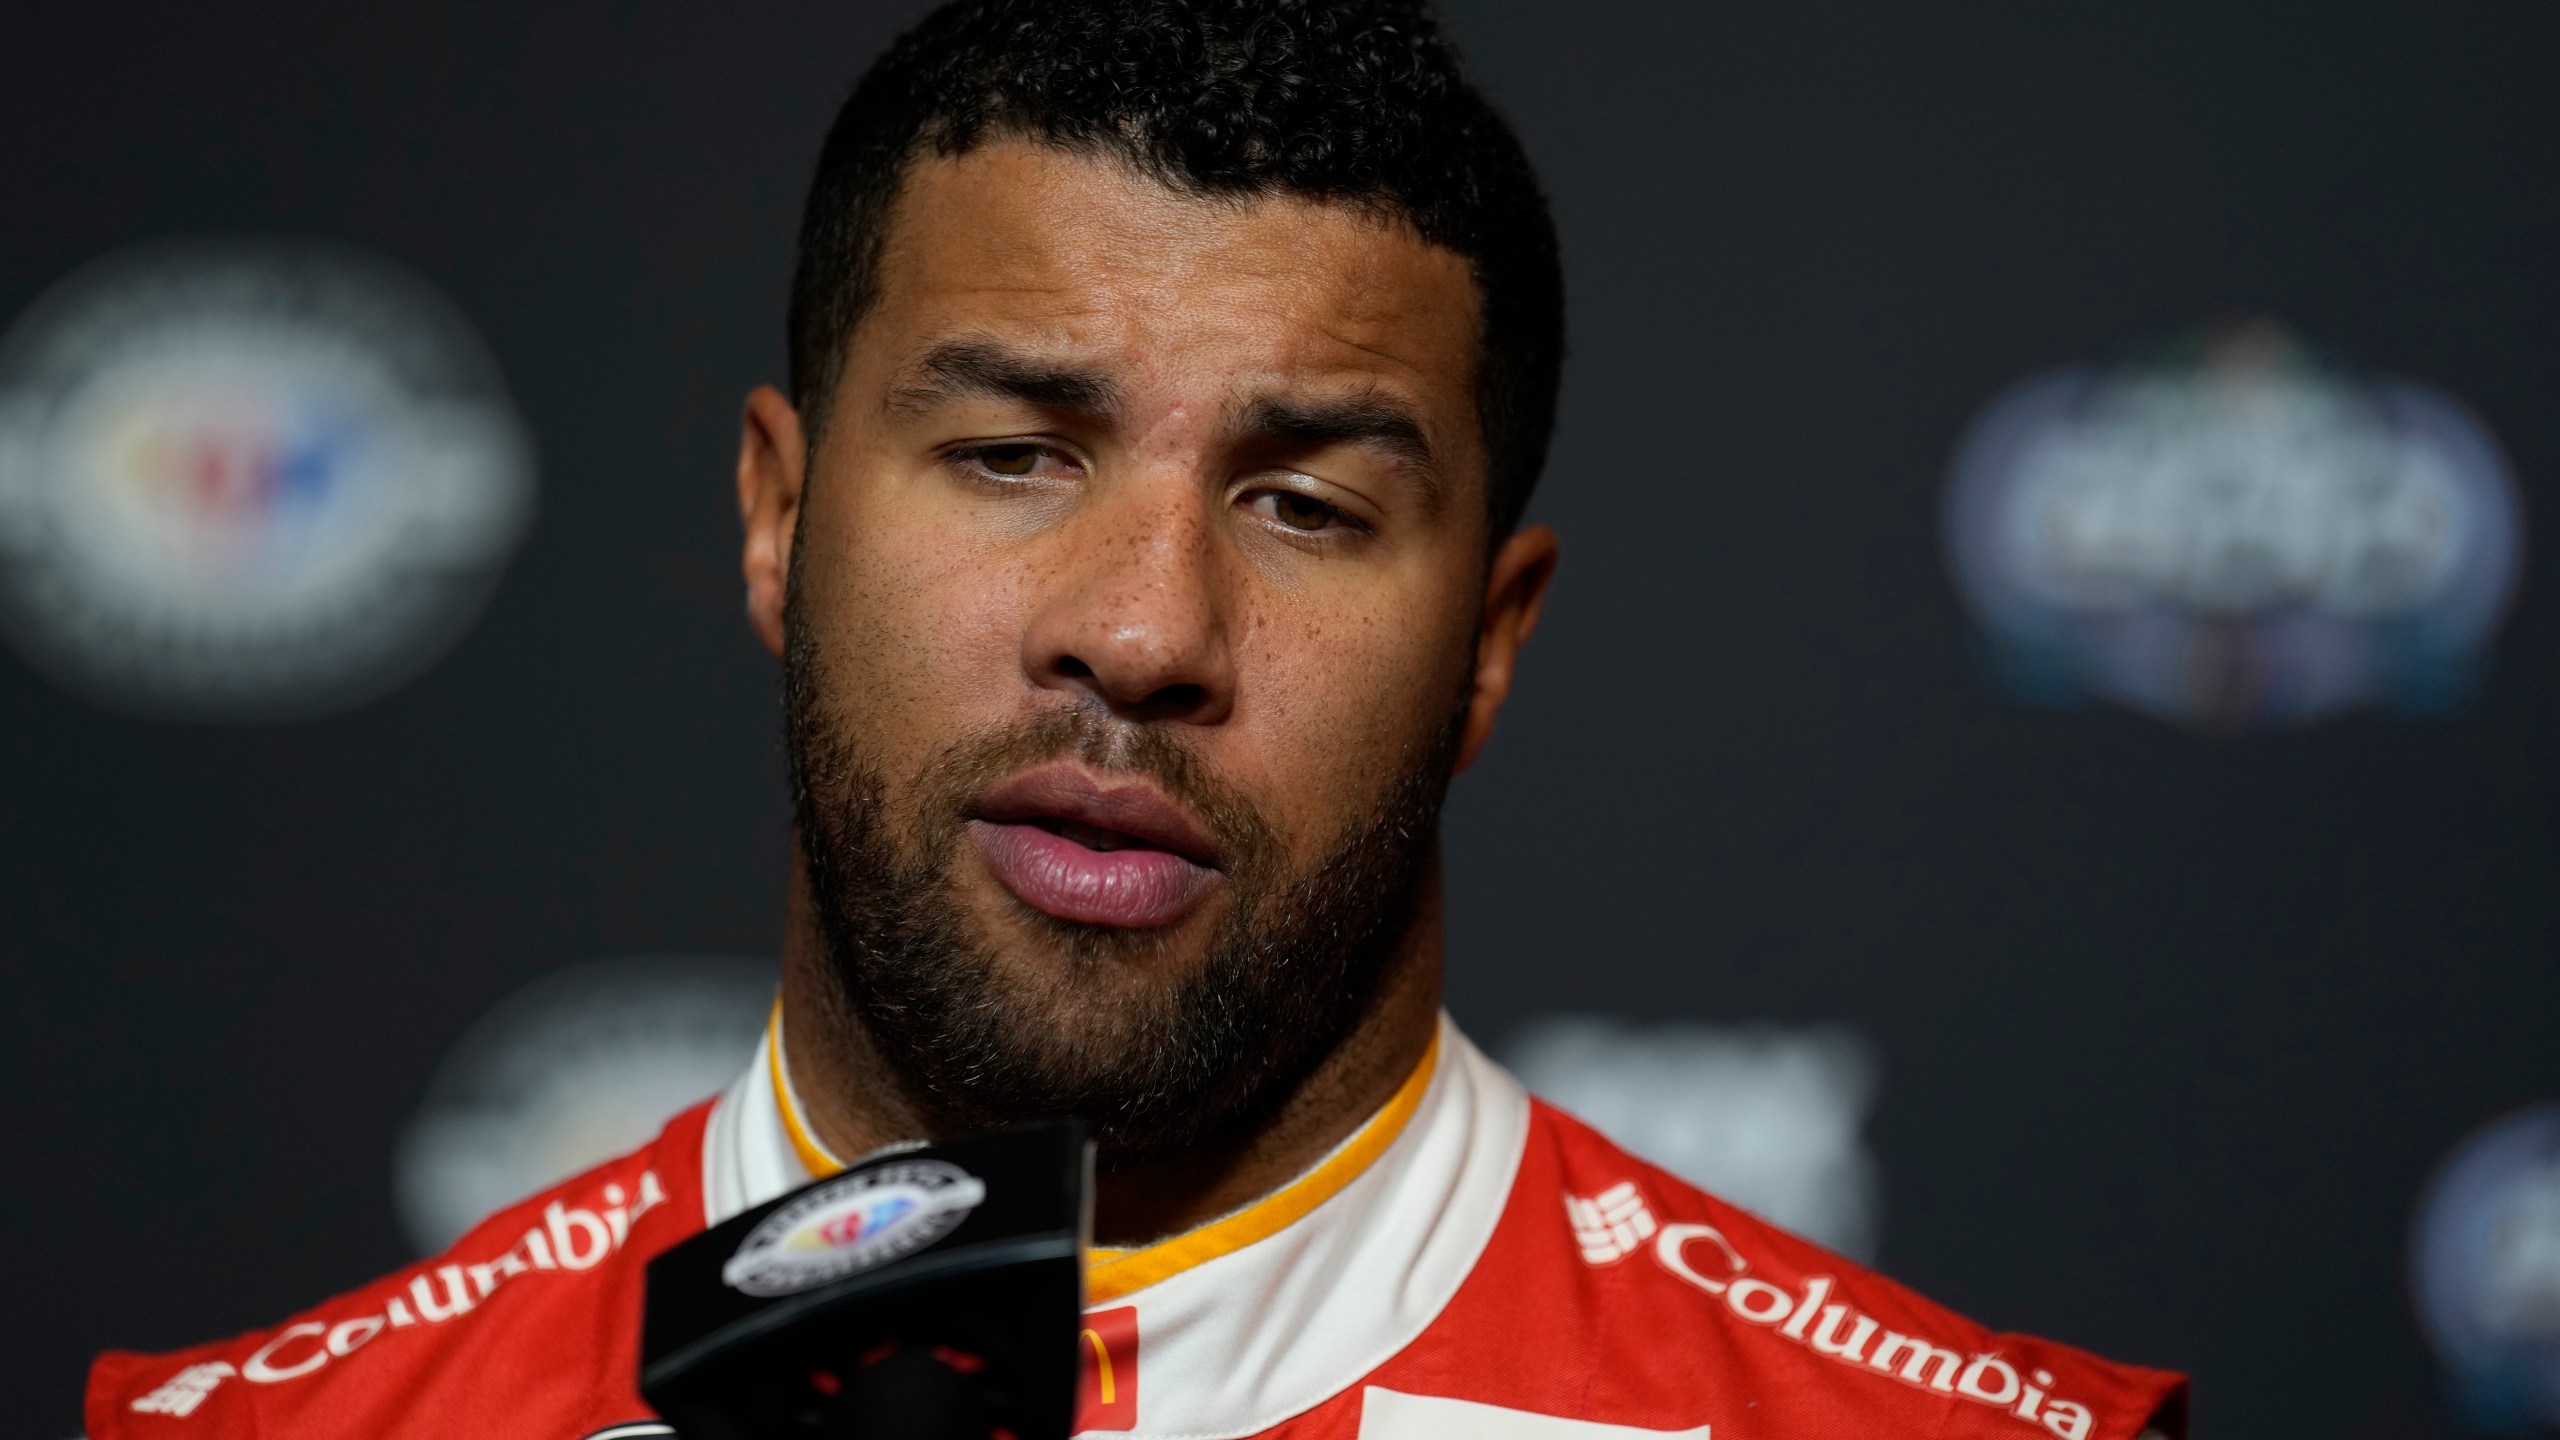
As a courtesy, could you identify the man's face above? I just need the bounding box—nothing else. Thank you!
[745,142,1548,1159]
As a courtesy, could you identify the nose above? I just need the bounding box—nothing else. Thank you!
[1020,479,1237,726]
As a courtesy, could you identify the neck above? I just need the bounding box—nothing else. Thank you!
[775,855,1446,1248]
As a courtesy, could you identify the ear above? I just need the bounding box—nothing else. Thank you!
[1455,523,1559,774]
[738,385,808,659]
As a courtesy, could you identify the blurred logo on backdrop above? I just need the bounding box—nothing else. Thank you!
[1505,1016,1882,1261]
[2413,1103,2560,1433]
[0,237,534,722]
[392,955,774,1256]
[1944,322,2522,732]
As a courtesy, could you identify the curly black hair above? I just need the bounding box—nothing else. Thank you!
[787,0,1564,538]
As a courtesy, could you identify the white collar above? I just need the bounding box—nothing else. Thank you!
[699,1011,1531,1439]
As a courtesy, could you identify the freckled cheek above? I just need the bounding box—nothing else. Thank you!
[1232,604,1468,840]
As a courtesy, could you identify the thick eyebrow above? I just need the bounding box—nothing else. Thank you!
[1235,391,1442,506]
[884,336,1122,420]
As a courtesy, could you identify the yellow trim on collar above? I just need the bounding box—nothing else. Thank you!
[764,1003,1440,1301]
[768,1000,847,1180]
[1084,1027,1441,1303]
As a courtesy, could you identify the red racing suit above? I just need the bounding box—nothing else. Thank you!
[88,1020,2185,1440]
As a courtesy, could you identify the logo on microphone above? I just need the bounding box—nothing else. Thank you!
[723,1159,988,1297]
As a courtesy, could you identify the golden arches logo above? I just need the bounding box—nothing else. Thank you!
[1075,1305,1139,1431]
[1081,1327,1116,1405]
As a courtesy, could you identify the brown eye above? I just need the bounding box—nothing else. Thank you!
[979,444,1044,476]
[1267,491,1333,531]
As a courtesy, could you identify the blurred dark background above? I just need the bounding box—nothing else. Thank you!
[5,4,2556,1436]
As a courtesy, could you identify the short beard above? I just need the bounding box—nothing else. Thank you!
[783,622,1463,1169]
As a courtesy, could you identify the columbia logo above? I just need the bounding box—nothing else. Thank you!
[1566,1181,1657,1265]
[132,1362,235,1417]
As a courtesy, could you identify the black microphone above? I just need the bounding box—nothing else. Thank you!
[640,1122,1089,1440]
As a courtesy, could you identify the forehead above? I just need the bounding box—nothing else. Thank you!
[855,141,1483,434]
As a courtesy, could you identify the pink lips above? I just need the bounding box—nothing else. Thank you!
[967,764,1221,929]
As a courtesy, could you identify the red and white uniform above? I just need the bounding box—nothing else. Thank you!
[89,1016,2186,1440]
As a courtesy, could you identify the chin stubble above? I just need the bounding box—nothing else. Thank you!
[782,621,1462,1168]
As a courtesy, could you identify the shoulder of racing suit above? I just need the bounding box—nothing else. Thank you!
[85,1100,710,1440]
[1290,1095,2187,1440]
[84,1087,2188,1440]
